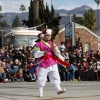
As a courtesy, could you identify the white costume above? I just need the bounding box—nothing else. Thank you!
[33,29,66,97]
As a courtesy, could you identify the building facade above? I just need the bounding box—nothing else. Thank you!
[54,23,100,52]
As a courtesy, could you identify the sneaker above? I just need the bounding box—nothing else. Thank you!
[2,78,8,83]
[39,93,43,98]
[57,89,66,95]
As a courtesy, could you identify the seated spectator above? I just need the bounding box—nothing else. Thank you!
[69,50,77,64]
[58,63,69,81]
[96,61,100,80]
[18,61,24,78]
[67,61,76,81]
[0,49,4,59]
[5,51,13,62]
[9,59,19,74]
[0,60,8,82]
[78,60,94,81]
[64,51,70,60]
[95,51,100,61]
[6,60,13,80]
[78,61,87,81]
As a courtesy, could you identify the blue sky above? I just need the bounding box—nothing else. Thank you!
[0,0,99,13]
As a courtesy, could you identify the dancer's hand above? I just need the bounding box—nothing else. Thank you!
[44,50,48,55]
[50,43,56,52]
[52,48,56,52]
[51,46,56,52]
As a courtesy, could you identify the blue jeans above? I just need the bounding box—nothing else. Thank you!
[69,69,75,80]
[62,71,69,81]
[0,73,6,81]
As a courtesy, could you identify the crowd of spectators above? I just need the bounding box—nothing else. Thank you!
[0,45,37,82]
[0,40,100,83]
[58,41,100,81]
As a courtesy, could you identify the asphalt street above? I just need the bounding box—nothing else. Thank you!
[0,81,100,100]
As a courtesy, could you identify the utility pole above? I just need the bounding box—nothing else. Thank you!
[51,0,52,12]
[57,13,83,48]
[0,30,4,48]
[69,13,72,23]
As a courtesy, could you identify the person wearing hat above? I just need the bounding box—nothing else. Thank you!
[33,29,66,98]
[35,33,44,42]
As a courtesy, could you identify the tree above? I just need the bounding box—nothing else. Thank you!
[22,19,29,26]
[1,20,8,28]
[0,6,8,29]
[22,0,60,39]
[0,6,1,11]
[44,3,51,27]
[22,0,45,28]
[73,17,85,25]
[84,9,96,30]
[95,0,100,5]
[51,5,55,16]
[43,3,59,39]
[74,9,96,30]
[0,6,3,18]
[50,5,59,40]
[19,4,26,20]
[0,20,9,28]
[34,18,45,30]
[28,0,34,27]
[12,16,21,28]
[39,0,45,23]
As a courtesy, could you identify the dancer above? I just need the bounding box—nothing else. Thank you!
[33,29,68,97]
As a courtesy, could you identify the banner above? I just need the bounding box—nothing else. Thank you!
[65,22,75,48]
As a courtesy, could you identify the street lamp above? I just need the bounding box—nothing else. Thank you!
[57,13,83,23]
[57,13,83,49]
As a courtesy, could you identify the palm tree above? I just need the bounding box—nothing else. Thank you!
[0,6,2,18]
[95,0,100,29]
[0,6,2,28]
[19,4,26,20]
[0,6,2,12]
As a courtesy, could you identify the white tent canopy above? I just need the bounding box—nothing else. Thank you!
[4,27,42,46]
[4,28,41,36]
[11,29,41,36]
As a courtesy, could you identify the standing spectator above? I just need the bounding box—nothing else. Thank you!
[59,42,66,51]
[96,61,100,80]
[76,37,82,48]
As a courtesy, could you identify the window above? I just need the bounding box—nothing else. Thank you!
[13,35,38,46]
[84,43,90,52]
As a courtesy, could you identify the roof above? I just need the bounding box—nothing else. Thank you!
[59,22,100,39]
[12,30,41,36]
[4,28,41,36]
